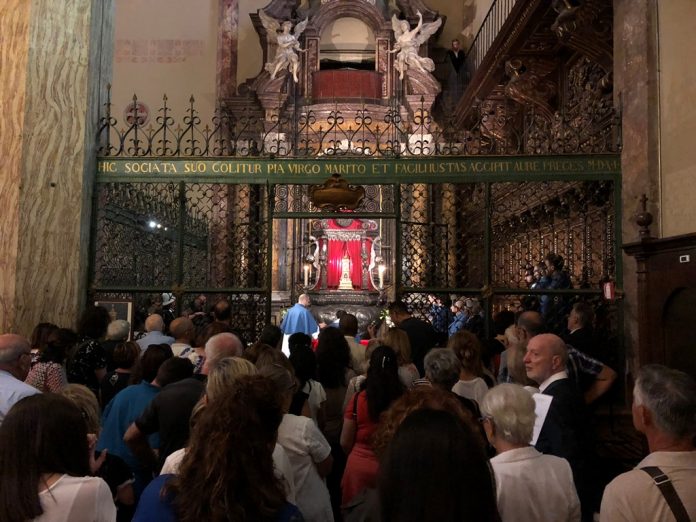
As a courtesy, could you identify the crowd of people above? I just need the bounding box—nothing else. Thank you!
[0,292,694,522]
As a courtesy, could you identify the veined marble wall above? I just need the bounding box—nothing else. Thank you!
[0,0,113,334]
[0,1,30,332]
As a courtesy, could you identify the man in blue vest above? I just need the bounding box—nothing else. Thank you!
[280,294,321,356]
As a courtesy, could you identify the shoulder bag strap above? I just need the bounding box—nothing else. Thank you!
[352,390,361,421]
[641,466,690,522]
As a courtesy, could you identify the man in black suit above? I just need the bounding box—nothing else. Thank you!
[388,301,437,377]
[524,333,595,521]
[564,302,595,357]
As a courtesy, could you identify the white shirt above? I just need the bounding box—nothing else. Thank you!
[0,369,40,425]
[302,379,327,425]
[35,475,116,522]
[345,336,366,374]
[538,370,569,393]
[171,342,192,357]
[491,446,580,522]
[277,413,334,522]
[452,377,489,404]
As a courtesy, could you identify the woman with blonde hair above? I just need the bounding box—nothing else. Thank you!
[381,328,420,388]
[159,357,258,474]
[205,356,257,402]
[448,330,489,404]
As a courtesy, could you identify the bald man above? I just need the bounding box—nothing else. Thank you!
[136,314,175,352]
[202,332,244,375]
[525,333,594,520]
[280,294,321,356]
[169,317,194,357]
[517,310,616,404]
[0,334,40,424]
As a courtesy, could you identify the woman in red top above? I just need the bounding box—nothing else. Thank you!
[340,345,403,506]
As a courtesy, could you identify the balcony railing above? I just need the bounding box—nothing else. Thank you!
[464,0,519,75]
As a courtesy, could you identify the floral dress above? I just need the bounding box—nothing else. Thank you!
[67,337,107,394]
[25,361,68,392]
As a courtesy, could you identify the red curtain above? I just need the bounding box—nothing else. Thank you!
[327,240,366,288]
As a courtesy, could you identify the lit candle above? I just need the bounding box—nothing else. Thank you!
[378,264,386,289]
[304,264,310,287]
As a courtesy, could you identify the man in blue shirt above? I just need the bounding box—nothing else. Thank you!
[448,300,468,336]
[0,334,40,425]
[136,314,174,352]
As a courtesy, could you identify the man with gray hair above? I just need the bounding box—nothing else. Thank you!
[423,348,461,391]
[136,313,174,352]
[202,332,244,375]
[600,365,696,521]
[0,334,40,424]
[103,318,130,370]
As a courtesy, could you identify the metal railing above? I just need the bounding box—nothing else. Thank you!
[465,0,519,75]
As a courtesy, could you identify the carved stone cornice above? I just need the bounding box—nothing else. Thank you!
[504,56,557,122]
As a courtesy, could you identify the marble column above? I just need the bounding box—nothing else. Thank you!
[614,0,660,379]
[216,0,238,100]
[0,0,113,334]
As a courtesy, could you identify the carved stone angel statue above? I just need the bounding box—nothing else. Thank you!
[259,10,309,83]
[389,11,442,80]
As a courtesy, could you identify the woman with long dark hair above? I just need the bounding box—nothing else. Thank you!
[379,408,500,522]
[25,327,77,393]
[99,341,141,408]
[289,332,326,425]
[340,345,403,506]
[0,394,116,522]
[67,305,111,395]
[315,326,356,518]
[133,375,302,522]
[29,321,58,365]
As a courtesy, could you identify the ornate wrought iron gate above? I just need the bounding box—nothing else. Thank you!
[90,160,620,351]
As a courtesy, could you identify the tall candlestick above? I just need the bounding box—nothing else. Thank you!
[304,265,309,287]
[378,264,386,289]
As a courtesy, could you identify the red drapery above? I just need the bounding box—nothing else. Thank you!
[327,240,363,288]
[320,218,376,290]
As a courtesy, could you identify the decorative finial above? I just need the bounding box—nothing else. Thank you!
[635,193,653,239]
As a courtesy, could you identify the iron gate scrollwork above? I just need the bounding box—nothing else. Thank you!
[397,177,618,343]
[90,181,270,342]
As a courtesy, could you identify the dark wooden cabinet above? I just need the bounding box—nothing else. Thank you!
[624,234,696,378]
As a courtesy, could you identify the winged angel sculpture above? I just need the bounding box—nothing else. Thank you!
[259,10,309,83]
[390,11,442,80]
